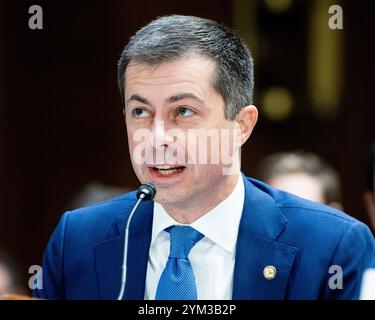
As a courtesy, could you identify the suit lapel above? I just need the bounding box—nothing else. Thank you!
[94,199,154,300]
[123,200,154,300]
[94,236,123,299]
[232,176,298,299]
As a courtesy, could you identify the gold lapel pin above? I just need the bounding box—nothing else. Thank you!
[263,265,277,280]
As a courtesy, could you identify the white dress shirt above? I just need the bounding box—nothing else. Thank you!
[144,174,245,300]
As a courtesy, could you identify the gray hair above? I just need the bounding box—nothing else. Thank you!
[117,15,254,120]
[256,151,342,204]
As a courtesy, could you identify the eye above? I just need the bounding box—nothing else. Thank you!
[177,106,194,117]
[132,107,150,118]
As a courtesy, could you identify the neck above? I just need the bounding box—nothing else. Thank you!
[162,172,240,224]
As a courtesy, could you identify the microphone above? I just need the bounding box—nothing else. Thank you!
[117,183,156,300]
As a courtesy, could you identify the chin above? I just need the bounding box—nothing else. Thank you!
[154,191,176,204]
[153,189,187,205]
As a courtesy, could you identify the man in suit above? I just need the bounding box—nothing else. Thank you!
[34,15,374,300]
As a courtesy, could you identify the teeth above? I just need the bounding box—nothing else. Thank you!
[154,167,184,176]
[155,165,174,169]
[158,169,179,175]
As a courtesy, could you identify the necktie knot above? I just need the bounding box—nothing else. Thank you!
[168,226,204,259]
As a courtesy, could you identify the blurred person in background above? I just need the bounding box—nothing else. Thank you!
[256,151,343,210]
[363,144,375,230]
[70,181,130,208]
[0,248,24,295]
[360,144,375,299]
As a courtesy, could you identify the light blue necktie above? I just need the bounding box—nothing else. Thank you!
[155,225,204,300]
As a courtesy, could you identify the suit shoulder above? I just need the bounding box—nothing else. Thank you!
[245,177,374,265]
[247,177,361,228]
[67,191,137,218]
[59,190,138,237]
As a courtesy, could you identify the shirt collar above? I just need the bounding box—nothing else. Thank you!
[151,174,245,254]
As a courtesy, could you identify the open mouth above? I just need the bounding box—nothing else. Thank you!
[150,165,186,177]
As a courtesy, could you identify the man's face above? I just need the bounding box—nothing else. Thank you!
[124,56,241,206]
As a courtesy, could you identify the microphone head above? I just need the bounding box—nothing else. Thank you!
[136,183,156,201]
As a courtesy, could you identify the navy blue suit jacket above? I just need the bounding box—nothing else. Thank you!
[33,176,375,299]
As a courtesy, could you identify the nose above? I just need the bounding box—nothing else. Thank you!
[150,119,174,149]
[144,118,186,166]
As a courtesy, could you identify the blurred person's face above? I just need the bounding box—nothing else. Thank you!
[124,56,257,215]
[0,263,12,293]
[267,173,325,203]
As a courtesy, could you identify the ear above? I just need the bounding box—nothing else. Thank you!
[235,105,258,146]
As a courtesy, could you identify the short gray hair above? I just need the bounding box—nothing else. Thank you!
[117,15,254,120]
[256,151,342,204]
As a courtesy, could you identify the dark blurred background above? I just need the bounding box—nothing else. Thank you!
[1,0,374,293]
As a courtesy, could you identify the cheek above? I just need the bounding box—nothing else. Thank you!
[127,133,136,155]
[193,165,224,180]
[127,132,135,148]
[126,129,141,165]
[127,127,147,150]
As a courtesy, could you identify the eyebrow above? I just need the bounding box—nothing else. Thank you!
[126,94,151,106]
[126,93,205,106]
[167,93,205,105]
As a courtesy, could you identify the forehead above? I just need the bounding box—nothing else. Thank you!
[124,55,217,94]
